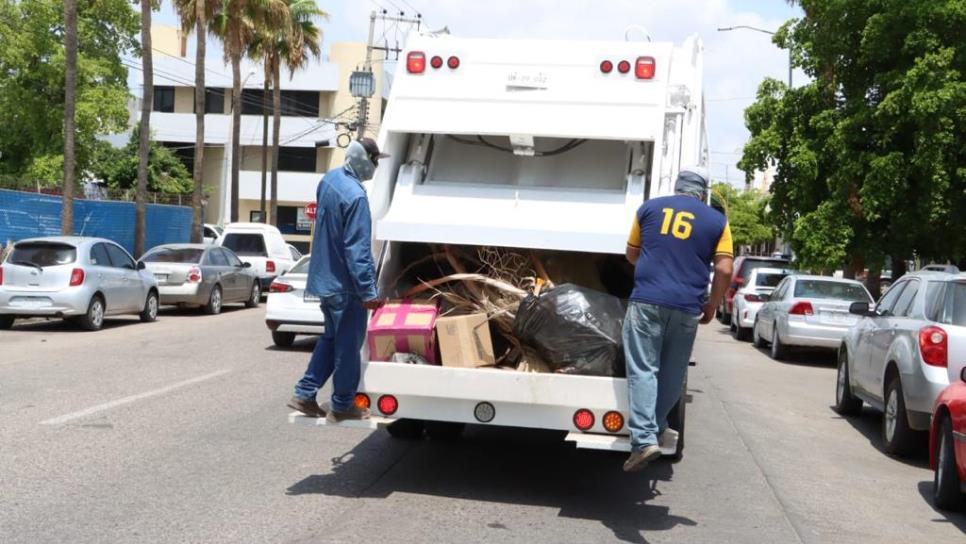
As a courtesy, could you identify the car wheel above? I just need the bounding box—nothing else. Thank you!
[424,421,465,441]
[882,376,919,456]
[720,306,732,325]
[752,318,767,348]
[770,326,787,360]
[78,295,105,331]
[244,282,260,308]
[733,309,750,341]
[833,350,863,416]
[0,315,14,330]
[386,419,425,440]
[272,330,296,348]
[204,285,223,315]
[139,291,159,323]
[933,414,965,511]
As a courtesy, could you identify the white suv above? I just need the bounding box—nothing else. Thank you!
[216,223,297,293]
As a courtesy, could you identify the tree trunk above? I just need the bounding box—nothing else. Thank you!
[259,57,269,221]
[270,59,281,226]
[134,0,153,257]
[190,0,206,243]
[61,0,77,235]
[891,254,908,282]
[230,53,241,223]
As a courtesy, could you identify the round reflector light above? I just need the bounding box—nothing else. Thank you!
[474,402,495,423]
[602,411,624,433]
[430,55,443,69]
[447,56,460,69]
[377,395,398,415]
[573,409,595,431]
[600,60,613,74]
[617,60,631,74]
[353,393,370,409]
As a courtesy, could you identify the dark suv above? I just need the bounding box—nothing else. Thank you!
[717,255,790,325]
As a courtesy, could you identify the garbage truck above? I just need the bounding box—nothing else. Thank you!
[290,31,708,457]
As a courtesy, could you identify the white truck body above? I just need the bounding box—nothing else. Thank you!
[292,32,708,453]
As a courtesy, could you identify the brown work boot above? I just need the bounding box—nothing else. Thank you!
[623,444,661,472]
[287,396,326,418]
[326,405,371,423]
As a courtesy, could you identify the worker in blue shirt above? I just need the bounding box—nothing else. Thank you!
[288,138,388,422]
[622,167,734,472]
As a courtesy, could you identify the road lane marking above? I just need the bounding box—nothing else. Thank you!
[40,369,231,425]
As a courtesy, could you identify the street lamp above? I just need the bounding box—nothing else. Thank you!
[717,26,792,88]
[220,68,258,224]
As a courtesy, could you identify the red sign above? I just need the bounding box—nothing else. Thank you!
[305,202,317,220]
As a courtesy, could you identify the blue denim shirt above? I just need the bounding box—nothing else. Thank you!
[306,167,378,301]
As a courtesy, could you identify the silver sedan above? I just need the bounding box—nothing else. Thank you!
[140,244,260,314]
[0,236,159,331]
[753,275,873,359]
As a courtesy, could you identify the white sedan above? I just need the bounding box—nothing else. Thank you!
[265,257,323,347]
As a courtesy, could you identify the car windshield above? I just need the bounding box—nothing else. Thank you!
[289,257,311,274]
[794,280,870,302]
[755,272,787,288]
[8,242,77,267]
[221,233,267,257]
[938,282,966,326]
[142,248,204,263]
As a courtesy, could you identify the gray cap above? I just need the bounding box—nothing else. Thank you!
[674,166,710,198]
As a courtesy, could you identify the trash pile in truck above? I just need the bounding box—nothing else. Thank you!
[367,244,632,377]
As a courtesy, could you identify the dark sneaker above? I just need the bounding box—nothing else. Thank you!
[326,405,371,423]
[287,396,326,418]
[623,444,661,472]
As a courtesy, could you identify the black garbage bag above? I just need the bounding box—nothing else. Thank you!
[512,283,626,377]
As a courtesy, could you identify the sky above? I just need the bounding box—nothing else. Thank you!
[152,0,804,186]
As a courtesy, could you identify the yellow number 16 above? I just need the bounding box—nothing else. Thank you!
[660,208,694,240]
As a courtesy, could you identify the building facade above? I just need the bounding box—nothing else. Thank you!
[143,26,383,251]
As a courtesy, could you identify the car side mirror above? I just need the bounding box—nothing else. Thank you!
[849,301,872,316]
[137,261,146,270]
[242,262,251,269]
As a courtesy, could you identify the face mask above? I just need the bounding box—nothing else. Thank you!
[345,141,376,181]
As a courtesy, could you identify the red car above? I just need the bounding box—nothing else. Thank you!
[931,366,966,510]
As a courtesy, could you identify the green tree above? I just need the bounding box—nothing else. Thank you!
[90,131,193,195]
[711,183,773,249]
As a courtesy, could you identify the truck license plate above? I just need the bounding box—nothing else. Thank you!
[506,71,549,90]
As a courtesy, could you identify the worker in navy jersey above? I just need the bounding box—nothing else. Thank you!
[621,167,734,472]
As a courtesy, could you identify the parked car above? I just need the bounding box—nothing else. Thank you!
[717,255,790,324]
[265,256,323,347]
[753,275,872,359]
[202,224,223,245]
[140,244,260,314]
[216,223,297,292]
[931,367,966,511]
[835,271,966,455]
[0,237,159,331]
[731,267,795,341]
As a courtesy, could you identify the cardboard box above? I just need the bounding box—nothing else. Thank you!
[367,300,439,364]
[436,313,496,368]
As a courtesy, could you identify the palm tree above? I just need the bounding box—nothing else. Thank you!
[270,0,325,225]
[211,0,288,223]
[61,0,78,235]
[246,33,274,221]
[134,0,153,257]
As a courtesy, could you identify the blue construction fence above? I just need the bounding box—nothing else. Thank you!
[0,189,191,255]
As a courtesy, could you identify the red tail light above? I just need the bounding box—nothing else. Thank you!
[573,409,595,431]
[354,393,371,409]
[602,411,624,433]
[635,56,656,79]
[266,260,276,274]
[430,55,443,69]
[268,281,293,293]
[407,51,426,74]
[600,60,613,73]
[0,266,4,286]
[789,301,814,316]
[617,60,631,74]
[69,268,85,287]
[377,394,398,416]
[735,276,745,286]
[744,293,766,302]
[919,326,948,367]
[447,56,460,69]
[187,266,202,283]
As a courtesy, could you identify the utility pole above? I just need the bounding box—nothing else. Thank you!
[356,11,377,140]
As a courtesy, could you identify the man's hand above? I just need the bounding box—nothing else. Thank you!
[363,298,385,311]
[699,301,716,325]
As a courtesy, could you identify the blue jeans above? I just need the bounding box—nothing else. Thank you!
[623,301,699,451]
[294,294,368,412]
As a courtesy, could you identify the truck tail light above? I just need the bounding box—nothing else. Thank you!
[617,60,631,74]
[187,266,202,283]
[69,268,85,287]
[573,409,595,431]
[635,56,656,79]
[919,326,948,367]
[600,60,613,73]
[269,281,293,293]
[377,394,398,415]
[789,301,814,316]
[266,260,276,274]
[474,401,495,423]
[0,266,4,286]
[447,56,460,69]
[354,393,371,409]
[430,55,443,69]
[602,411,624,433]
[407,51,426,74]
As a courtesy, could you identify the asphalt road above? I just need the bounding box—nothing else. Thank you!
[1,307,964,543]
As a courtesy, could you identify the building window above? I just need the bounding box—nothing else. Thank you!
[240,89,270,115]
[240,89,320,117]
[277,147,317,172]
[277,205,313,235]
[153,86,175,113]
[204,88,225,114]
